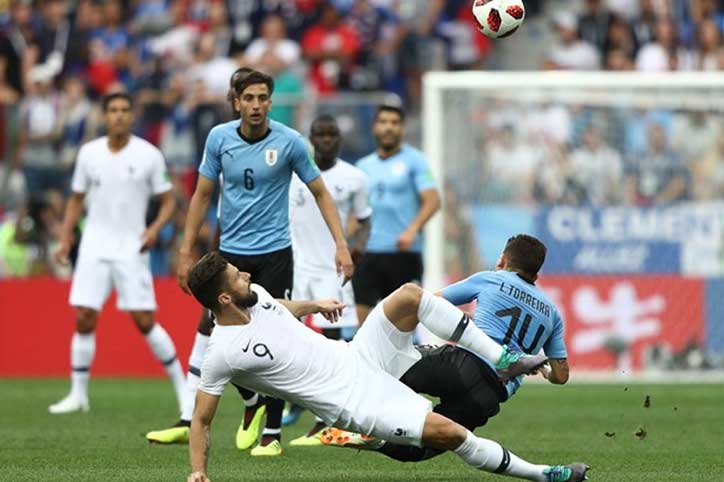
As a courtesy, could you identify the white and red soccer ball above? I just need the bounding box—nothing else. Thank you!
[472,0,526,39]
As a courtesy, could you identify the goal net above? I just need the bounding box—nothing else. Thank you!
[422,72,724,375]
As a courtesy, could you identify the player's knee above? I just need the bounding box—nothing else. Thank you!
[75,308,98,334]
[131,311,156,334]
[197,310,214,336]
[434,420,467,450]
[397,283,423,310]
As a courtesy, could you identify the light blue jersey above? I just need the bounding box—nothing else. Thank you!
[442,270,567,399]
[199,120,320,255]
[356,144,436,253]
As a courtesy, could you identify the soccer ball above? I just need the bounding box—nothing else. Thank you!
[472,0,526,39]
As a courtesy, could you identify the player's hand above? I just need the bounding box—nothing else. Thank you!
[140,226,160,252]
[54,238,73,265]
[177,250,194,294]
[335,245,354,285]
[396,228,417,252]
[316,299,345,323]
[187,471,210,482]
[350,246,365,266]
[530,364,551,380]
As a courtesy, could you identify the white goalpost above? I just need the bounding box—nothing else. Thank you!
[422,71,724,375]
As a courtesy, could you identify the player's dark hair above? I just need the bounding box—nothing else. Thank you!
[310,114,338,132]
[227,67,254,119]
[231,69,275,98]
[503,234,547,281]
[102,92,132,111]
[374,104,405,122]
[188,252,229,311]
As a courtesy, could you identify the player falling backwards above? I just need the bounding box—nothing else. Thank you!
[147,69,353,456]
[324,234,585,482]
[184,251,587,482]
[284,114,372,442]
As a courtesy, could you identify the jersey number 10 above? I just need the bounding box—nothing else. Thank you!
[495,306,544,353]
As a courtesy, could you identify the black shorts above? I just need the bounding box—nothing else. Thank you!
[220,246,294,299]
[197,247,294,335]
[352,252,423,307]
[399,345,508,430]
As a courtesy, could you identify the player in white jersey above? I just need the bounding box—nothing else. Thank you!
[185,252,587,482]
[48,93,187,415]
[286,115,372,441]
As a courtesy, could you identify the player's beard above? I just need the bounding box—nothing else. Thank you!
[233,290,259,309]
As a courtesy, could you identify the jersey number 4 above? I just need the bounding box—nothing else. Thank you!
[495,306,544,352]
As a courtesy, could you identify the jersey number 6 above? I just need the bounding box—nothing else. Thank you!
[244,168,255,190]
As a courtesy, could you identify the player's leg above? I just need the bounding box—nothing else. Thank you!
[382,283,547,378]
[116,256,186,414]
[146,309,215,444]
[352,252,381,324]
[379,345,505,462]
[242,247,294,456]
[422,413,589,482]
[49,256,111,414]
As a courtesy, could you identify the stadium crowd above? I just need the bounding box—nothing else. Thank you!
[0,0,722,278]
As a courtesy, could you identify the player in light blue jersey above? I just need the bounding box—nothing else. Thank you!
[353,105,440,323]
[159,69,353,456]
[370,235,585,482]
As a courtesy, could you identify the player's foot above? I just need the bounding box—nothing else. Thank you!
[319,428,384,450]
[289,432,324,446]
[495,346,548,381]
[146,420,191,444]
[282,404,304,426]
[48,394,89,414]
[544,463,590,482]
[250,439,283,456]
[236,404,266,450]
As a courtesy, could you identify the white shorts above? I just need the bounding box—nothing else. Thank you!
[340,303,430,446]
[69,254,157,312]
[293,269,359,329]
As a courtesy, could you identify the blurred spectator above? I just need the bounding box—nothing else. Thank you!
[244,14,303,126]
[545,11,601,70]
[630,0,658,47]
[606,47,636,69]
[692,124,724,200]
[187,32,238,101]
[65,0,103,74]
[0,0,36,101]
[302,3,361,94]
[146,0,200,70]
[578,0,615,53]
[244,14,302,73]
[569,125,624,205]
[635,18,690,71]
[57,74,98,169]
[605,14,638,62]
[671,111,720,165]
[87,0,135,91]
[15,66,65,194]
[0,160,27,214]
[691,19,722,70]
[625,123,689,205]
[484,124,541,204]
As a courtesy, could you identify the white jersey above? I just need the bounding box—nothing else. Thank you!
[289,160,371,274]
[199,285,361,426]
[71,136,172,260]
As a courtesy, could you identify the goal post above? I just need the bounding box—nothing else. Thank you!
[422,71,724,373]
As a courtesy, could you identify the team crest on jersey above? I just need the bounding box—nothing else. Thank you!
[265,149,278,166]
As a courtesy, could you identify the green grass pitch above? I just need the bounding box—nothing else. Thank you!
[1,379,723,481]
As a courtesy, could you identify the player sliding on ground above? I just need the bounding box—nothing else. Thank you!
[184,252,587,482]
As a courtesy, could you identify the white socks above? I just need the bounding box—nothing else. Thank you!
[454,430,549,481]
[145,323,186,413]
[181,332,210,421]
[417,290,504,365]
[70,332,95,401]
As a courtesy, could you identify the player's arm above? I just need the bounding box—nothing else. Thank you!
[348,216,371,264]
[537,359,569,385]
[398,187,440,251]
[141,190,176,252]
[277,298,346,323]
[55,191,85,265]
[188,390,220,482]
[178,175,216,293]
[306,176,354,283]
